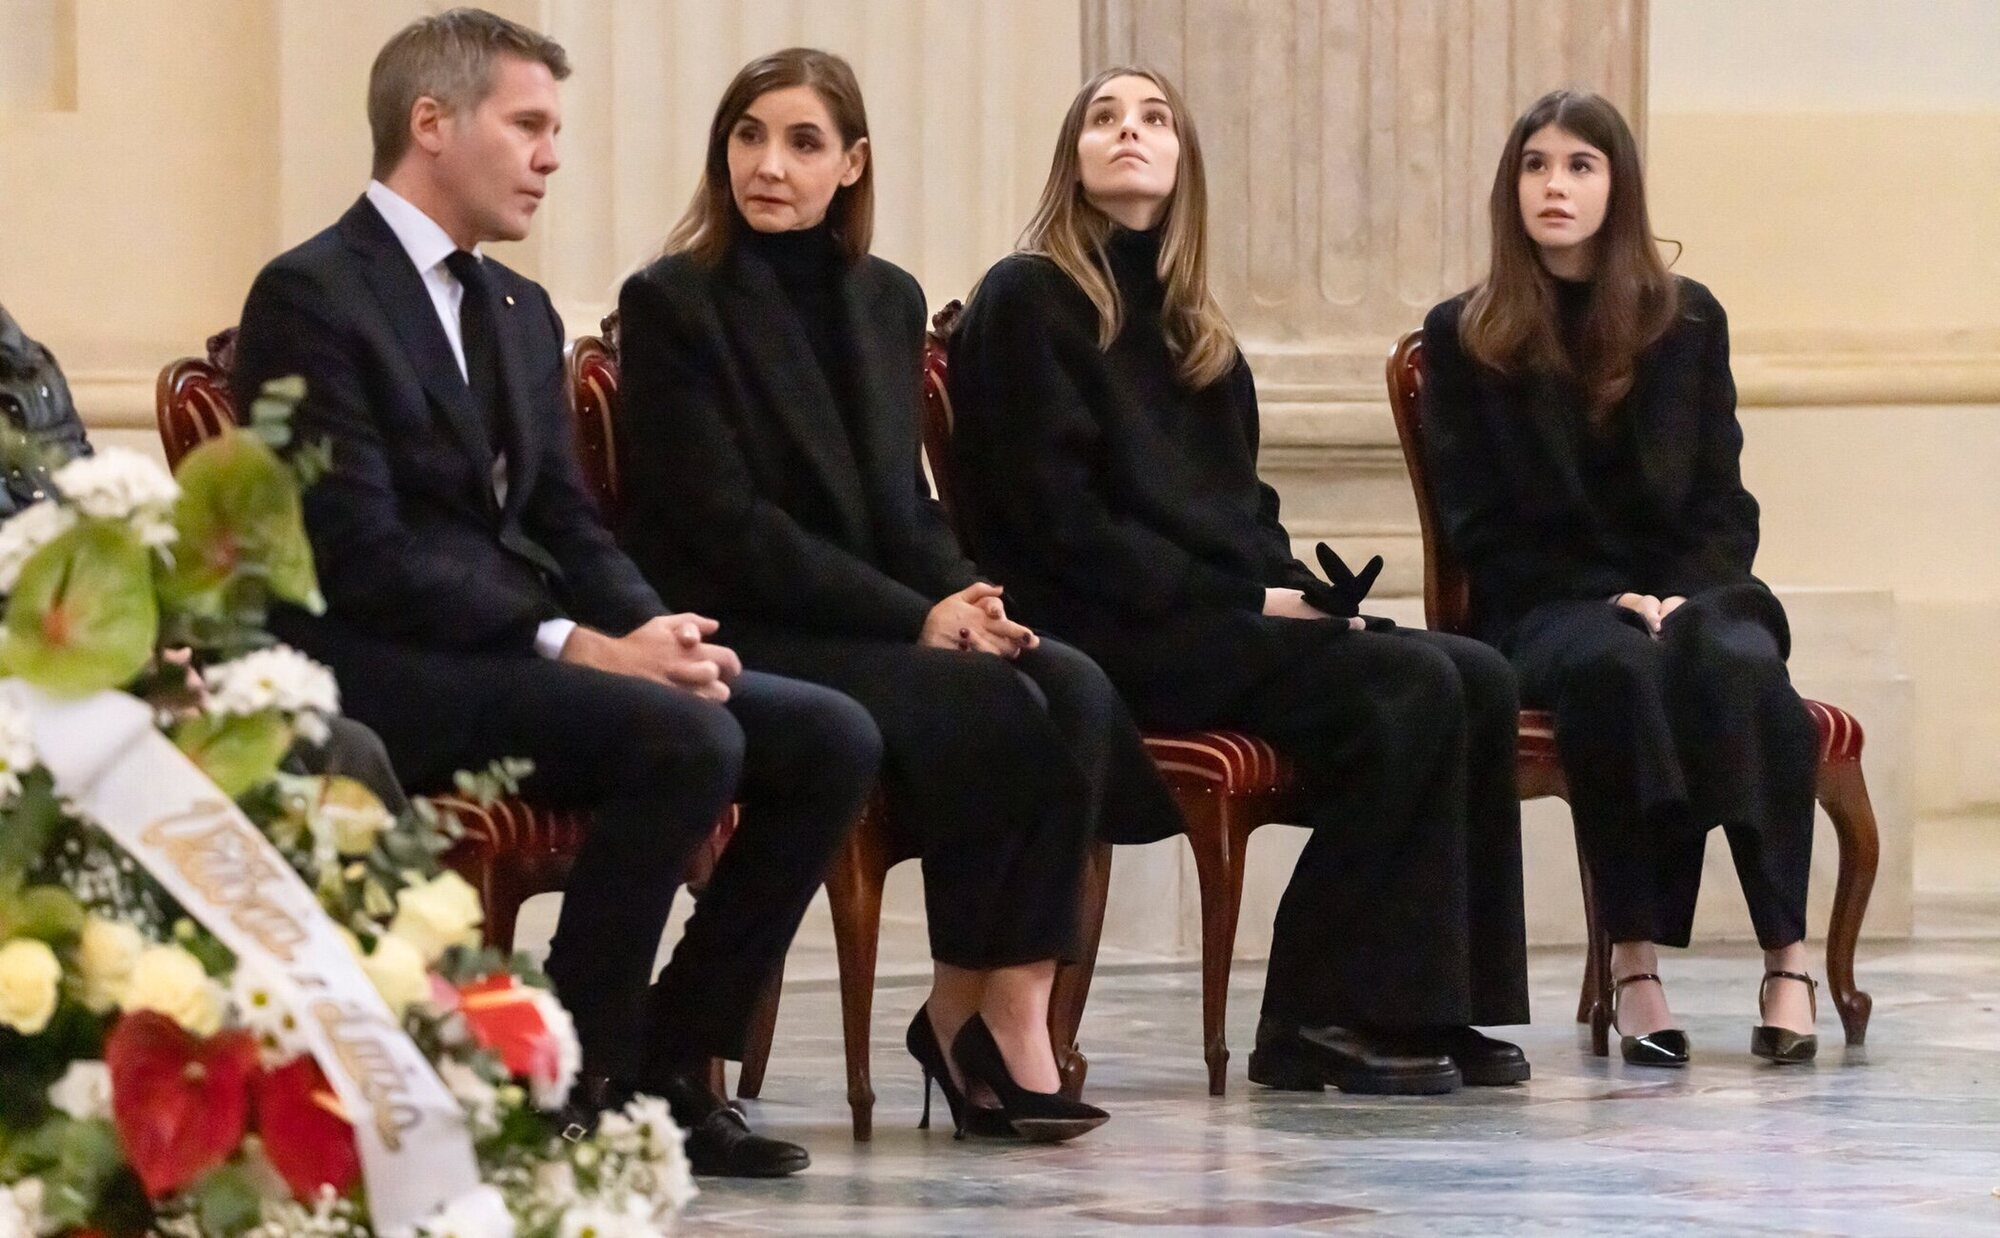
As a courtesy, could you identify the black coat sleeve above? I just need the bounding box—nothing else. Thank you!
[951,259,1265,619]
[1657,292,1760,596]
[1421,299,1627,606]
[872,270,980,600]
[514,287,664,634]
[615,267,940,641]
[234,262,559,651]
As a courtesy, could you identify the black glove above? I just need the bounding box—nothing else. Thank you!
[1298,543,1384,618]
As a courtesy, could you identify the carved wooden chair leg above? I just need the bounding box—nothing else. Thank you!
[825,847,886,1140]
[1576,839,1612,1057]
[1049,841,1113,1099]
[1187,796,1250,1096]
[734,962,785,1099]
[1816,760,1880,1045]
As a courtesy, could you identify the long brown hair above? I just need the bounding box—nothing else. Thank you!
[1460,90,1677,420]
[1016,66,1236,389]
[663,48,874,266]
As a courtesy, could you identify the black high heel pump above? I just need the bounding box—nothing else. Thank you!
[950,1015,1108,1143]
[905,1007,1013,1139]
[1751,970,1819,1064]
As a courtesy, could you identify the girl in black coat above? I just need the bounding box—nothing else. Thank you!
[1423,90,1821,1066]
[951,67,1531,1096]
[615,50,1178,1142]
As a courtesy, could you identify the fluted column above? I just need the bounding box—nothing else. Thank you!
[1084,0,1648,591]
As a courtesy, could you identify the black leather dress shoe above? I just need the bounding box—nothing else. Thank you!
[554,1073,632,1142]
[1408,1026,1531,1086]
[1246,1017,1460,1095]
[652,1070,811,1178]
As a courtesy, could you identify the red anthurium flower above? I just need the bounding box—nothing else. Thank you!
[254,1056,363,1202]
[454,974,578,1108]
[104,1011,259,1198]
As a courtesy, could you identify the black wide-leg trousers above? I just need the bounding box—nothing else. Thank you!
[1503,587,1818,949]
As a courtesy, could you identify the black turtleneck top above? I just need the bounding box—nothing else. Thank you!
[741,219,862,435]
[948,227,1316,632]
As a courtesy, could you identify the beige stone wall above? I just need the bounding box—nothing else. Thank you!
[1648,0,2000,818]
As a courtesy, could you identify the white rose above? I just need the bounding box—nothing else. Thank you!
[389,871,484,964]
[360,932,431,1018]
[46,1060,112,1121]
[0,938,62,1036]
[75,916,144,1012]
[121,943,224,1036]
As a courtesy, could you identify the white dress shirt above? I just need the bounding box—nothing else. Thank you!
[365,180,575,659]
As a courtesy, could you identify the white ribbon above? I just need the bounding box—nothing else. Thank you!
[17,684,507,1238]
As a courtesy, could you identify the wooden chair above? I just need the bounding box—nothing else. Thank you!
[1383,330,1878,1053]
[921,302,1312,1097]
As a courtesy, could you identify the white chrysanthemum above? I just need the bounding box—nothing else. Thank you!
[0,1177,46,1238]
[414,1186,513,1238]
[0,685,38,803]
[557,1198,658,1238]
[230,960,309,1067]
[0,499,77,593]
[51,447,180,547]
[46,1060,112,1121]
[201,646,340,744]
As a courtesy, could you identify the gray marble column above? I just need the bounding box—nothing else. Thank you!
[1084,0,1648,592]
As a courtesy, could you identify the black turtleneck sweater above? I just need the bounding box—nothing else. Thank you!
[949,227,1315,634]
[741,220,863,435]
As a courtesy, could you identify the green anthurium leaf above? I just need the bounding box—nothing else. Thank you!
[0,519,157,696]
[169,711,295,799]
[164,430,322,615]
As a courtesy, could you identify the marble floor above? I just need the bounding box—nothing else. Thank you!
[668,932,2000,1236]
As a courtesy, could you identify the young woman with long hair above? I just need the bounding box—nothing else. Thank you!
[613,49,1182,1142]
[949,67,1532,1096]
[1422,90,1822,1066]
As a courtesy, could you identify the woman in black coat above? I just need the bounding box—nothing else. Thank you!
[950,67,1531,1097]
[1423,90,1821,1066]
[615,50,1178,1142]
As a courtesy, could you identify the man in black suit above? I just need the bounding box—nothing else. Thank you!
[232,8,880,1177]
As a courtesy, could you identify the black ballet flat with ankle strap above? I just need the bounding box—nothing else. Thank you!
[1612,973,1690,1067]
[1751,970,1819,1065]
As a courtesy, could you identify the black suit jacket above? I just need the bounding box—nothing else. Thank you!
[233,196,662,655]
[615,247,976,640]
[1422,277,1765,642]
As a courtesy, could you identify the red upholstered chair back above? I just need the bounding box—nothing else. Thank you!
[155,329,243,469]
[917,299,971,549]
[564,325,623,523]
[1383,330,1473,637]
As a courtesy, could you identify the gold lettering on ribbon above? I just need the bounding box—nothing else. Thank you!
[313,1001,427,1152]
[141,800,311,962]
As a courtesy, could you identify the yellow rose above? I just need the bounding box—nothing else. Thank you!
[0,938,62,1035]
[318,776,394,857]
[76,917,144,1013]
[361,931,431,1017]
[121,944,223,1036]
[388,871,484,964]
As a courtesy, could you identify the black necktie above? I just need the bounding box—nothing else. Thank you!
[442,249,508,460]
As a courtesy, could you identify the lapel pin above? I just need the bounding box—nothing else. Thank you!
[504,294,515,306]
